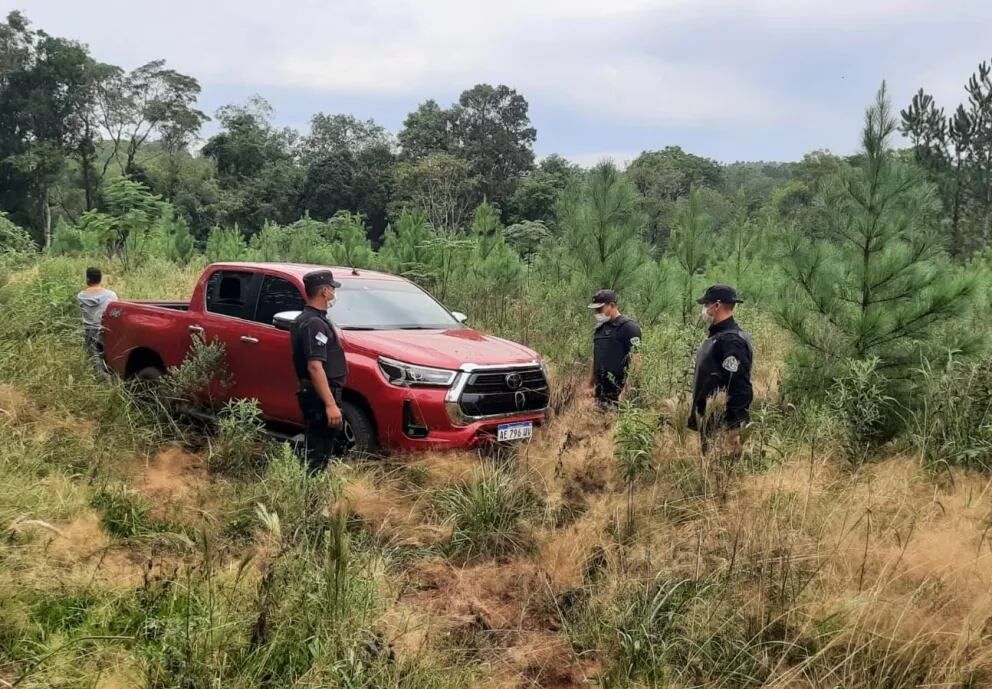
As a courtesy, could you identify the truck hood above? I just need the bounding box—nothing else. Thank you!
[341,328,540,370]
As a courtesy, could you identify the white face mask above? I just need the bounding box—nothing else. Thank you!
[700,306,714,325]
[327,295,337,308]
[594,312,610,325]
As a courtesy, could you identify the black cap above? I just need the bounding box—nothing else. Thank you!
[303,270,342,291]
[696,284,743,304]
[587,289,618,309]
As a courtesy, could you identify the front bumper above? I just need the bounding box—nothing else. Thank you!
[378,362,549,451]
[386,409,548,451]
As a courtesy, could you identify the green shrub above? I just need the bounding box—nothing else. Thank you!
[209,397,269,474]
[90,484,158,538]
[433,464,536,558]
[161,333,231,406]
[828,357,896,464]
[913,354,992,472]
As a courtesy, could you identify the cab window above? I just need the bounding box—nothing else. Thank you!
[253,275,305,326]
[205,271,256,319]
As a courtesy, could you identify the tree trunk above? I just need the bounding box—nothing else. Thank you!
[43,193,52,249]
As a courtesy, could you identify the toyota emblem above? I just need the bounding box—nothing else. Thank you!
[505,372,523,389]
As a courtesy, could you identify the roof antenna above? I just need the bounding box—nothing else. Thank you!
[351,267,360,276]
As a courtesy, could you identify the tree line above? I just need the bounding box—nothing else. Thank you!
[5,10,992,261]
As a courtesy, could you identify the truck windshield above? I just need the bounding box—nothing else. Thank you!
[332,279,461,330]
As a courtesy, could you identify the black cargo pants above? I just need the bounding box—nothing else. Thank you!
[296,384,344,473]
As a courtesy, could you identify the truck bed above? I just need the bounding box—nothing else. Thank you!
[125,301,189,311]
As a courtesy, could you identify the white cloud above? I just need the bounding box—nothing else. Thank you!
[12,0,992,139]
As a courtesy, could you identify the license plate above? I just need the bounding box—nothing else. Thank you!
[497,421,533,442]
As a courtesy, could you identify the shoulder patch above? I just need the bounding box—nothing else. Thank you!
[315,332,328,346]
[629,336,641,348]
[722,355,740,373]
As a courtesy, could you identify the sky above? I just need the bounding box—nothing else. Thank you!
[10,0,992,165]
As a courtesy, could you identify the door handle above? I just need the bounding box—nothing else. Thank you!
[240,336,259,344]
[188,325,204,334]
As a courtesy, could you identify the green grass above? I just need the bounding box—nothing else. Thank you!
[432,462,538,559]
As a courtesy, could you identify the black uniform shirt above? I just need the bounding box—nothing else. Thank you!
[290,305,348,389]
[593,315,642,382]
[690,316,753,430]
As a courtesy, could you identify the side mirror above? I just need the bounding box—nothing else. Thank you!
[451,311,469,325]
[273,310,301,331]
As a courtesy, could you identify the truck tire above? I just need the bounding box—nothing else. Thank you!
[340,400,378,457]
[136,366,164,382]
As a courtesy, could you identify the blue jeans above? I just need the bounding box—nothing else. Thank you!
[84,328,104,365]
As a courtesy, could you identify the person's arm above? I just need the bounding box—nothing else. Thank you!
[625,321,643,369]
[618,322,643,401]
[302,321,343,427]
[307,360,342,427]
[719,337,752,426]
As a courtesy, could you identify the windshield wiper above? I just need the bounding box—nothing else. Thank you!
[398,326,444,330]
[340,326,378,331]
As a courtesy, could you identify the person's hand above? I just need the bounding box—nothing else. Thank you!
[325,403,343,428]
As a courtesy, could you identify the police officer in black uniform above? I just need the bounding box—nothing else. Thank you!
[587,289,642,407]
[291,270,348,473]
[688,285,753,452]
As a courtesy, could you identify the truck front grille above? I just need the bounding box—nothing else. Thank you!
[458,367,549,418]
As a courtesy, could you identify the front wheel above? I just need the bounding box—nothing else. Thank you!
[340,401,378,457]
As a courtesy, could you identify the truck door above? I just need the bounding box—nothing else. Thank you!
[200,269,262,404]
[241,274,306,423]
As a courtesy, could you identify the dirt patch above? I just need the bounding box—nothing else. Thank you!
[342,475,449,547]
[408,451,478,486]
[538,497,616,593]
[0,383,34,423]
[133,446,211,522]
[400,557,594,688]
[46,512,111,560]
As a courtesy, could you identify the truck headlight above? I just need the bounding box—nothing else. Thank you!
[378,357,457,387]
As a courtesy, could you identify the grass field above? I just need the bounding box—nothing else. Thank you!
[1,256,991,688]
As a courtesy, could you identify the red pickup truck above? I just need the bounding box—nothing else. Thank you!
[102,262,549,453]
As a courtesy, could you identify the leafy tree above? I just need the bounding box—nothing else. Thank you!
[0,11,98,244]
[669,187,713,323]
[202,98,303,231]
[0,211,36,253]
[463,202,525,328]
[503,155,580,229]
[142,148,221,239]
[205,225,248,262]
[902,60,992,257]
[157,206,195,264]
[398,85,536,208]
[277,213,376,268]
[779,84,976,395]
[379,210,440,284]
[398,99,452,160]
[727,187,758,285]
[202,98,294,180]
[557,162,649,293]
[247,221,287,261]
[720,161,792,211]
[93,59,208,178]
[299,115,396,244]
[324,211,375,268]
[627,146,723,244]
[78,178,165,269]
[450,84,535,205]
[394,153,479,232]
[504,220,551,260]
[300,113,393,163]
